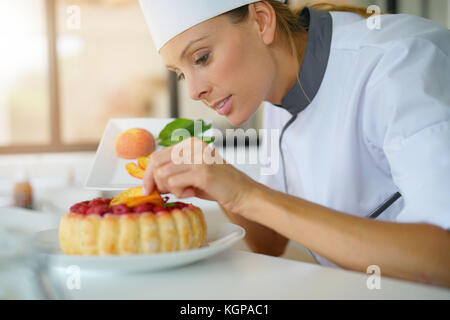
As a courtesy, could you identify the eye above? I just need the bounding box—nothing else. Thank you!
[195,52,210,65]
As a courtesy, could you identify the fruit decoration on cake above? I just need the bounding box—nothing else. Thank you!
[58,186,207,255]
[59,119,215,256]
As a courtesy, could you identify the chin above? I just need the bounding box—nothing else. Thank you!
[228,117,243,127]
[229,107,259,127]
[227,114,249,127]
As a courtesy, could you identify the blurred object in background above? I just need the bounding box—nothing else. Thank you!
[13,169,33,210]
[0,153,101,215]
[395,0,449,27]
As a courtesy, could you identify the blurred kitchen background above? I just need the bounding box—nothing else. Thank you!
[1,0,449,214]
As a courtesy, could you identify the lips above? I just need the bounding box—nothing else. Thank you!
[213,95,232,110]
[215,96,232,115]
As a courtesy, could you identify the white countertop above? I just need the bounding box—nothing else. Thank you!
[2,204,449,300]
[54,249,450,300]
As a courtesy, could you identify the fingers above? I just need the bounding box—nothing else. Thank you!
[166,170,203,198]
[155,161,192,195]
[144,160,194,196]
[142,137,213,196]
[143,147,174,195]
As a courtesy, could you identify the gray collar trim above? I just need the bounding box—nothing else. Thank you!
[274,7,333,116]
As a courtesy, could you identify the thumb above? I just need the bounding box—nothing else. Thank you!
[142,168,154,196]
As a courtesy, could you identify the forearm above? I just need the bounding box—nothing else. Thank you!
[219,204,289,256]
[241,183,450,287]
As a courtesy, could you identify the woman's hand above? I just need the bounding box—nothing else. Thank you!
[142,137,257,214]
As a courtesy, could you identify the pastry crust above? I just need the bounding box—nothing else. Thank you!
[58,206,207,255]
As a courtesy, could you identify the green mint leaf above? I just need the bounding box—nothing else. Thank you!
[159,134,215,147]
[164,202,179,207]
[158,136,180,147]
[202,122,212,132]
[158,119,212,147]
[158,118,194,141]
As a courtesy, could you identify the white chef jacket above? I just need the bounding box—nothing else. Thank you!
[258,7,450,268]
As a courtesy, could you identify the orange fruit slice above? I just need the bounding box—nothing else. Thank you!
[125,163,145,179]
[125,193,164,207]
[110,187,164,207]
[137,156,150,170]
[110,187,143,206]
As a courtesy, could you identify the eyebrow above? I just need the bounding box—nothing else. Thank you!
[166,35,209,70]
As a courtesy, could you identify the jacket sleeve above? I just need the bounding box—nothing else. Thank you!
[363,36,450,229]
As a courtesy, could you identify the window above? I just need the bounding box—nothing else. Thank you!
[0,0,170,154]
[0,1,51,148]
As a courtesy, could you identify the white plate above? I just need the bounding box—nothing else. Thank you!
[34,221,245,273]
[84,118,213,190]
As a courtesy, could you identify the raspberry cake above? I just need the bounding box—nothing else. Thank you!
[58,196,207,255]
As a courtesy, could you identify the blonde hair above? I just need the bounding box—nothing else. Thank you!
[225,1,376,64]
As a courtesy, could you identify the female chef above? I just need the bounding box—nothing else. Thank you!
[138,0,450,287]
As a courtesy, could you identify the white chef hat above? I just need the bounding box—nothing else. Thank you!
[139,0,287,52]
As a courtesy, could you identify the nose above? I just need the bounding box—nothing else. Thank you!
[186,74,210,101]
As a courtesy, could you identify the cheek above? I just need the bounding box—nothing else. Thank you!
[210,41,245,86]
[210,37,267,98]
[207,34,272,125]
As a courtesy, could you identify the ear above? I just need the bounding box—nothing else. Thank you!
[248,1,277,46]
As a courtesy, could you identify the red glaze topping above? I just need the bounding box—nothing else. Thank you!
[86,204,111,215]
[70,197,190,216]
[111,204,131,215]
[153,205,166,214]
[133,203,153,213]
[89,198,106,207]
[78,205,89,214]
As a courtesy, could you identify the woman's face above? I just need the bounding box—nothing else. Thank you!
[160,10,276,126]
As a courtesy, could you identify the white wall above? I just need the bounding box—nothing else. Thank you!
[399,0,449,27]
[447,0,450,27]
